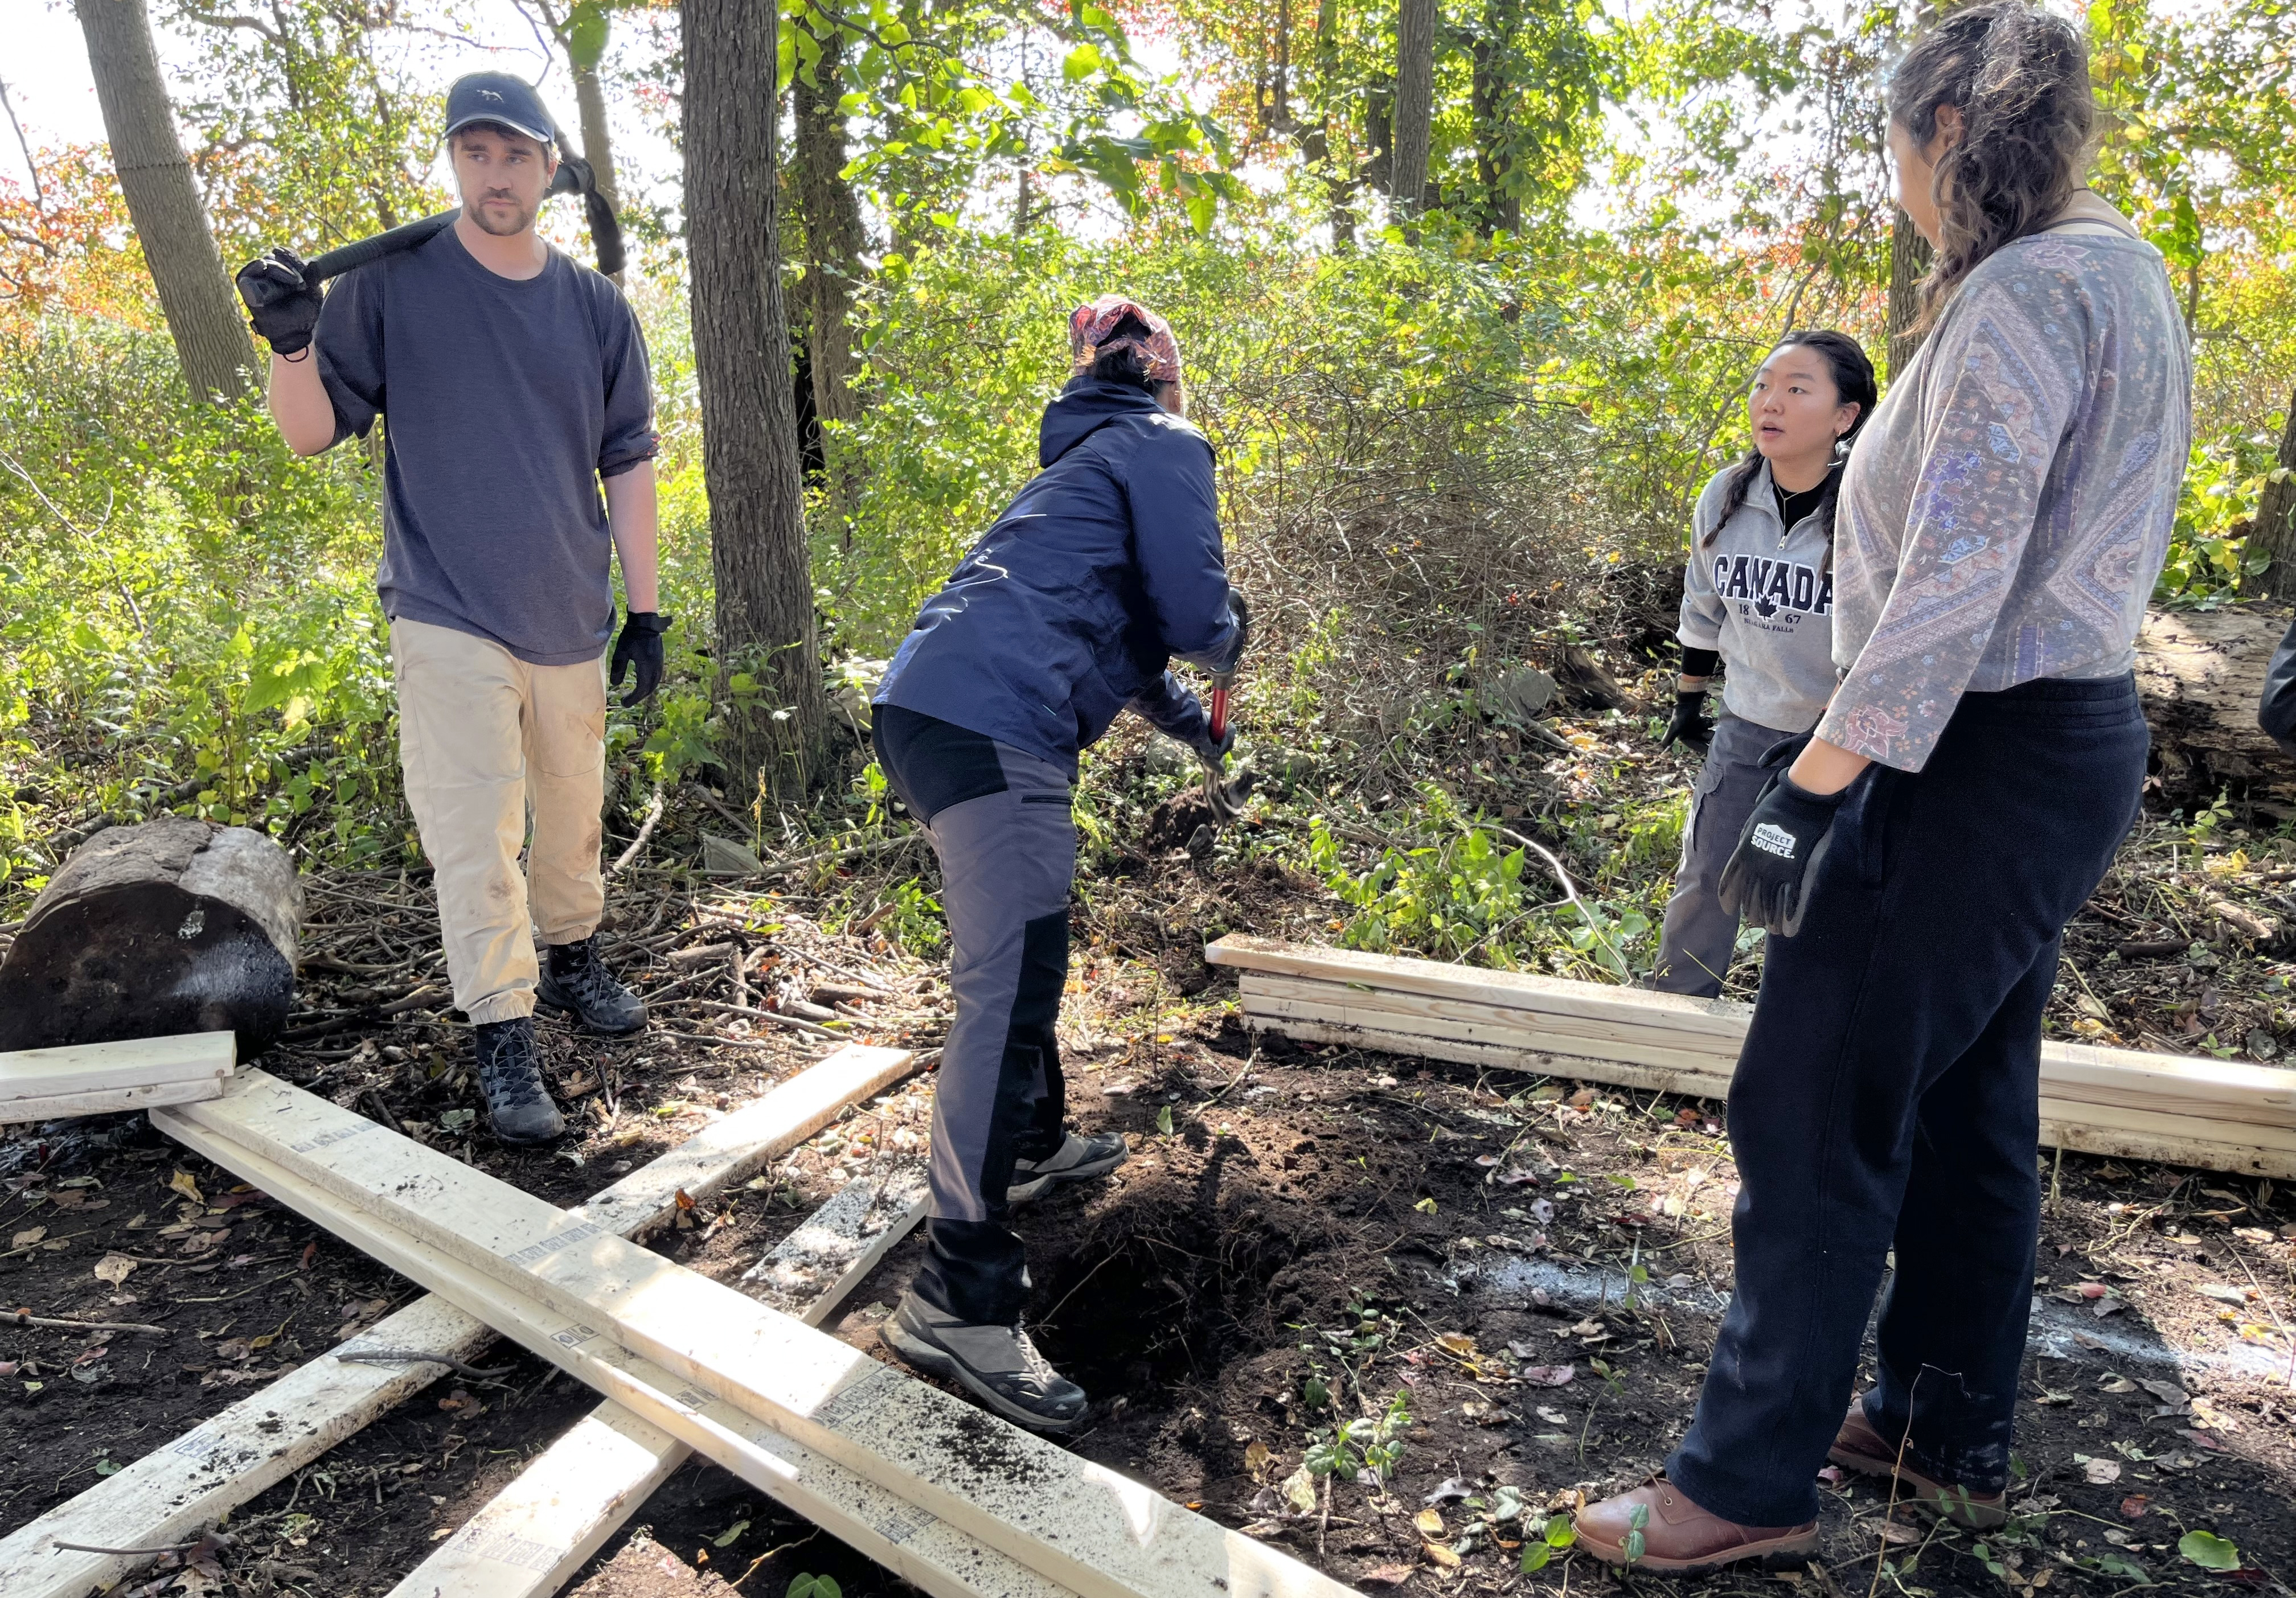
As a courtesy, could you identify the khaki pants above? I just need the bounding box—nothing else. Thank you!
[389,618,607,1025]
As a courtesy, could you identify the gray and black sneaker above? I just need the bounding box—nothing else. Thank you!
[880,1290,1089,1433]
[1008,1129,1129,1205]
[472,1017,567,1144]
[537,935,646,1036]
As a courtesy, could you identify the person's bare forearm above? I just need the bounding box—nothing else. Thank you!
[267,352,338,456]
[1789,736,1871,795]
[605,460,660,613]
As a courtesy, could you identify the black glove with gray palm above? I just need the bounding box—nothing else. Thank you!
[609,610,672,706]
[1715,770,1847,938]
[1663,689,1714,753]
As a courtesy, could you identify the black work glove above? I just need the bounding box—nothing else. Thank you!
[1225,589,1251,666]
[1662,689,1713,753]
[234,248,323,356]
[609,611,672,706]
[1716,770,1847,938]
[1186,697,1236,767]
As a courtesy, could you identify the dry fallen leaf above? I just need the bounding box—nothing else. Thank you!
[1523,1363,1575,1387]
[92,1252,138,1287]
[1358,1565,1414,1587]
[2082,1457,2123,1485]
[2119,1495,2150,1519]
[1536,1405,1571,1426]
[1421,1543,1461,1570]
[1244,1440,1272,1481]
[11,1227,46,1250]
[169,1170,206,1205]
[1414,1509,1446,1538]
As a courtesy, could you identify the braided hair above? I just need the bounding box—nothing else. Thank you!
[1891,2,2094,330]
[1700,330,1880,554]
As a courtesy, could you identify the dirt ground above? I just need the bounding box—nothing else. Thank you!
[7,760,2296,1597]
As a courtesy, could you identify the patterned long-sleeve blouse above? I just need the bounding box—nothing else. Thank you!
[1821,224,2191,771]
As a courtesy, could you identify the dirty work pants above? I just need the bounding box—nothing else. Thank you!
[1649,714,1799,997]
[871,705,1073,1325]
[389,618,608,1026]
[1667,676,2147,1527]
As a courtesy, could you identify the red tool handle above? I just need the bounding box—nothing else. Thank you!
[1208,684,1231,743]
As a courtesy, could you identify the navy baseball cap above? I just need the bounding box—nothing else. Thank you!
[444,72,558,146]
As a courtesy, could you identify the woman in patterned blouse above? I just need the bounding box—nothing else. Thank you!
[1578,3,2191,1571]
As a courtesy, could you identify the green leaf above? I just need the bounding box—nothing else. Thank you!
[565,0,609,68]
[2178,1531,2241,1571]
[1543,1514,1577,1548]
[713,1518,749,1548]
[1156,1103,1174,1136]
[1518,1543,1551,1574]
[1061,43,1104,82]
[1187,188,1216,235]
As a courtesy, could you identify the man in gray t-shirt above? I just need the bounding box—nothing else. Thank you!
[242,73,663,1145]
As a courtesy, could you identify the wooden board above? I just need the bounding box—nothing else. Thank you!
[743,1159,929,1317]
[0,1044,915,1598]
[0,1076,229,1125]
[155,1121,1076,1598]
[0,1032,235,1102]
[165,1071,1364,1598]
[393,1160,932,1598]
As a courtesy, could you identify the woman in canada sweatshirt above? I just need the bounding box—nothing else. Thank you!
[1648,331,1877,996]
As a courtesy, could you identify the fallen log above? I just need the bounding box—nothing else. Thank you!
[2134,602,2296,807]
[0,817,302,1054]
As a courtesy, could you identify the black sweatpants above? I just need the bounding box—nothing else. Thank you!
[1667,676,2148,1527]
[872,706,1072,1325]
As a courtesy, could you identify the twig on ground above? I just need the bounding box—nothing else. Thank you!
[606,786,668,879]
[335,1349,516,1381]
[7,1311,169,1334]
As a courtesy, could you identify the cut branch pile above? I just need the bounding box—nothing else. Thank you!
[1206,935,2296,1179]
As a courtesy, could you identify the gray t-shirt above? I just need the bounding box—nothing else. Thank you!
[314,226,658,666]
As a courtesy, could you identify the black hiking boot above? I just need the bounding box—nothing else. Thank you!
[880,1290,1089,1433]
[537,935,646,1036]
[473,1017,566,1145]
[1008,1129,1129,1206]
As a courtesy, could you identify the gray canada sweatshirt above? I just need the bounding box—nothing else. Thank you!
[1676,458,1839,734]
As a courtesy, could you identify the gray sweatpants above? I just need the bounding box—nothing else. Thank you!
[1648,715,1797,999]
[872,708,1074,1322]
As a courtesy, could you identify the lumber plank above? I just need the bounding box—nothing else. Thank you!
[1220,939,2296,1125]
[166,1072,1364,1598]
[743,1159,929,1317]
[153,1122,1077,1598]
[393,1159,932,1598]
[0,1077,229,1125]
[0,1045,915,1598]
[1237,1010,1737,1100]
[1208,934,1754,1042]
[382,1404,686,1598]
[0,1032,235,1102]
[1240,977,1741,1083]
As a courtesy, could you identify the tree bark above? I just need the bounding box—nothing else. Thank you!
[1390,0,1436,217]
[0,817,302,1053]
[682,0,827,795]
[1469,3,1519,236]
[2132,603,2296,806]
[793,38,866,486]
[75,0,255,401]
[1885,211,1932,376]
[2250,389,2296,601]
[571,61,624,285]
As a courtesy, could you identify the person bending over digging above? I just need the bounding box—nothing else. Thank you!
[1574,3,2190,1572]
[1645,332,1876,997]
[240,73,663,1145]
[869,296,1248,1432]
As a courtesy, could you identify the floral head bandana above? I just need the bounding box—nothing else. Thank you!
[1068,294,1183,385]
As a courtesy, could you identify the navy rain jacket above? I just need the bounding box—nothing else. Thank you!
[875,379,1241,774]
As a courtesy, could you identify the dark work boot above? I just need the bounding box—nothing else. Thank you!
[537,935,646,1036]
[880,1290,1089,1433]
[472,1017,566,1145]
[1008,1129,1129,1206]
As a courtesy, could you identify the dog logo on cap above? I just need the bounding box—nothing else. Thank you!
[478,88,503,101]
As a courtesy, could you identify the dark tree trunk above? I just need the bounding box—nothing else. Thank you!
[1469,7,1520,236]
[682,0,827,795]
[75,0,255,401]
[2252,389,2296,601]
[0,817,301,1053]
[1390,0,1436,217]
[793,36,866,507]
[1885,212,1933,376]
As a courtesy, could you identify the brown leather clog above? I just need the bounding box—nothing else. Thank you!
[1828,1397,2008,1528]
[1575,1479,1818,1574]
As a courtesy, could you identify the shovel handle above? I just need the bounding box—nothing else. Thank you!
[1208,683,1231,744]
